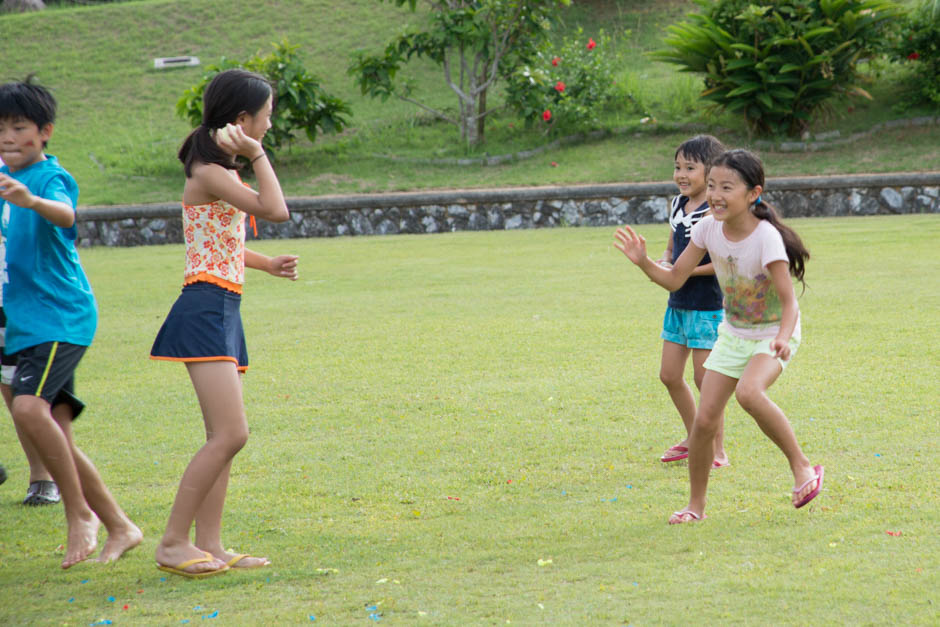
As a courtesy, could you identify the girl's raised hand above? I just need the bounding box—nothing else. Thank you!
[613,226,648,265]
[215,124,263,160]
[268,254,299,281]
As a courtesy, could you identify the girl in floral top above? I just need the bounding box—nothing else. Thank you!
[614,149,822,525]
[151,69,298,577]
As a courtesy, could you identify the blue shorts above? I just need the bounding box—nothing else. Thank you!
[150,282,248,372]
[661,307,723,350]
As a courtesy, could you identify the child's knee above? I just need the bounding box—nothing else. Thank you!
[208,424,249,456]
[734,382,764,412]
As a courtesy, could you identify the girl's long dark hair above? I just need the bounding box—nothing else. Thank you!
[178,69,273,178]
[711,149,809,285]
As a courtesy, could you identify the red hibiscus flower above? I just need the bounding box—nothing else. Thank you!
[587,38,596,50]
[908,52,920,60]
[551,57,560,67]
[542,109,552,122]
[555,81,566,93]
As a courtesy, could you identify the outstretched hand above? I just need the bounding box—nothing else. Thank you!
[613,226,648,265]
[0,173,35,209]
[268,255,299,281]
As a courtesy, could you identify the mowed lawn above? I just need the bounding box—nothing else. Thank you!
[0,215,937,625]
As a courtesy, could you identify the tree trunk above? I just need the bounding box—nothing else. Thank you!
[1,0,45,12]
[476,85,487,145]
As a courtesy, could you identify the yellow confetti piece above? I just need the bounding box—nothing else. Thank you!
[537,558,553,566]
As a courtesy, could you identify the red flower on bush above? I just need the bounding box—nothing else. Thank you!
[551,57,560,67]
[587,38,596,50]
[542,109,552,122]
[908,52,920,60]
[555,81,566,93]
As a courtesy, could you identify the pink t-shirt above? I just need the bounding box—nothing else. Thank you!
[690,215,799,340]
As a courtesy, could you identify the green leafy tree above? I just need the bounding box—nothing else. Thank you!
[889,0,940,108]
[177,40,351,155]
[651,0,902,136]
[348,0,571,147]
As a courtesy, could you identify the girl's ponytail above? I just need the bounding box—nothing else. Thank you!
[178,124,231,178]
[752,197,809,285]
[710,150,810,286]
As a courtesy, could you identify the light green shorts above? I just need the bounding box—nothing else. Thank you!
[703,327,800,379]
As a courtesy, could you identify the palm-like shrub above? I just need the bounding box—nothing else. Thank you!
[651,0,903,136]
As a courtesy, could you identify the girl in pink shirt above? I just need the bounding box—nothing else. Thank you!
[614,149,822,524]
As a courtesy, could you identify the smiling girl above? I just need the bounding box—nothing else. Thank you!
[614,149,822,524]
[150,69,298,577]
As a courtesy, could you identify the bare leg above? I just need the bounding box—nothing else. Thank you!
[691,349,727,465]
[155,361,247,575]
[671,369,737,522]
[734,355,817,505]
[45,405,144,563]
[2,383,53,484]
[11,395,99,568]
[659,341,694,448]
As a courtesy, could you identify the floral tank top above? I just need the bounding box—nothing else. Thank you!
[182,198,246,294]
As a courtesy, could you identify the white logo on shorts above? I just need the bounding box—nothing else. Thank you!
[19,374,32,381]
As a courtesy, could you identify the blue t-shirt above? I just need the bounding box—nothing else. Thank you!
[0,155,97,354]
[666,195,723,311]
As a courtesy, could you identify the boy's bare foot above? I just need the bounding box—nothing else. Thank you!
[156,542,227,576]
[63,514,100,569]
[98,522,143,563]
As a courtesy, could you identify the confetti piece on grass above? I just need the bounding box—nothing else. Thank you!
[537,558,553,566]
[203,610,219,619]
[107,597,115,602]
[446,496,460,500]
[886,531,902,537]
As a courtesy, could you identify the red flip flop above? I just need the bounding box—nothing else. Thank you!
[793,465,824,509]
[660,445,689,463]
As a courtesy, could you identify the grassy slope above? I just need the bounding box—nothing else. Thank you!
[0,0,938,205]
[0,215,937,624]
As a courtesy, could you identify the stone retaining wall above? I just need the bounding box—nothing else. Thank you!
[76,172,940,247]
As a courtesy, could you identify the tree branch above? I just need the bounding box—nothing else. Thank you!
[397,95,459,125]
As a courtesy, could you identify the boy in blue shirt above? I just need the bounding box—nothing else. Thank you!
[0,79,141,569]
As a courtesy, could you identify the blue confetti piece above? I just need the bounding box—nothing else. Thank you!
[68,598,75,603]
[626,485,633,489]
[365,605,378,612]
[561,490,567,495]
[108,596,115,602]
[611,497,618,502]
[160,577,167,582]
[369,613,382,622]
[875,453,881,457]
[203,610,218,619]
[181,621,190,625]
[309,616,317,622]
[81,579,90,584]
[193,606,202,611]
[633,582,639,586]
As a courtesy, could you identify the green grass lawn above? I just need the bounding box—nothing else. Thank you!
[0,0,937,205]
[0,215,937,624]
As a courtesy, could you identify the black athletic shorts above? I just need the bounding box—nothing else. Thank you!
[11,341,87,419]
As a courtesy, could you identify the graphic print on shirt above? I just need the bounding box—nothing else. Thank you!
[669,196,710,239]
[713,254,782,329]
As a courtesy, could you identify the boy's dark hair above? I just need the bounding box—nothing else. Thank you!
[675,134,725,165]
[710,149,810,286]
[0,76,57,148]
[178,69,274,178]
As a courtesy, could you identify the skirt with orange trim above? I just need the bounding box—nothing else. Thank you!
[150,282,248,372]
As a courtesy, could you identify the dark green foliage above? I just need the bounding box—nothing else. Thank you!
[651,0,903,136]
[176,40,351,154]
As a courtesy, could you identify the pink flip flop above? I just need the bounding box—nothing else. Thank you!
[793,465,824,509]
[660,445,689,463]
[669,509,707,524]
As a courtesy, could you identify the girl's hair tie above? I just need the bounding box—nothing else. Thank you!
[755,195,763,205]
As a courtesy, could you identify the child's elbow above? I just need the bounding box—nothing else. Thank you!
[267,206,290,223]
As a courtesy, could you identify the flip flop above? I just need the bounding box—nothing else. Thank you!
[157,552,230,579]
[23,480,60,506]
[226,554,271,569]
[660,445,689,463]
[669,509,707,524]
[793,465,824,509]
